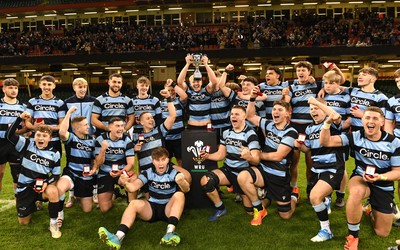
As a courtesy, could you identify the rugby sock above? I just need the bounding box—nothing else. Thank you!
[306,182,312,198]
[116,224,129,241]
[167,216,179,233]
[291,182,297,188]
[313,202,330,232]
[59,194,65,212]
[252,200,263,211]
[48,202,59,220]
[347,222,360,238]
[215,201,225,210]
[336,191,345,199]
[69,190,74,198]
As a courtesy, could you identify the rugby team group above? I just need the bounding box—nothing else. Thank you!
[1,54,400,250]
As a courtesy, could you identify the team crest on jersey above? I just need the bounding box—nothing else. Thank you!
[187,140,207,164]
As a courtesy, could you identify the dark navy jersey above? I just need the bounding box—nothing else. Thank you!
[386,94,400,138]
[160,96,186,140]
[347,87,388,131]
[220,125,260,171]
[64,95,96,135]
[133,124,168,171]
[138,162,179,205]
[259,119,297,177]
[95,133,134,177]
[26,95,66,141]
[340,130,400,191]
[132,94,162,132]
[324,91,351,121]
[62,132,95,180]
[288,80,323,124]
[0,98,25,139]
[210,90,235,129]
[305,120,344,174]
[186,86,212,123]
[259,81,289,120]
[92,92,134,128]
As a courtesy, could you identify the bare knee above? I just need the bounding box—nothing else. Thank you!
[374,228,390,237]
[279,212,292,220]
[237,171,251,185]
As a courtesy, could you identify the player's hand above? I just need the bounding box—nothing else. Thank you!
[160,88,170,98]
[134,142,143,152]
[110,170,121,178]
[225,64,234,72]
[350,106,363,118]
[101,140,109,150]
[251,86,260,99]
[238,75,247,81]
[363,173,380,183]
[199,149,209,161]
[282,87,289,96]
[185,54,193,65]
[20,111,31,120]
[307,76,316,84]
[34,182,48,193]
[239,147,251,160]
[67,106,78,114]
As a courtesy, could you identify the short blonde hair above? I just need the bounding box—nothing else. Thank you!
[394,68,400,78]
[137,76,150,86]
[322,70,341,84]
[72,78,88,87]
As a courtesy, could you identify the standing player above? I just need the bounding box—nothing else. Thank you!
[240,89,298,226]
[200,105,260,221]
[93,117,135,213]
[64,77,96,207]
[159,79,187,166]
[6,112,62,238]
[98,147,190,249]
[320,107,400,250]
[0,78,26,192]
[91,73,134,137]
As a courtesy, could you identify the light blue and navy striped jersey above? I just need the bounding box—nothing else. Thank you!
[186,86,212,123]
[220,125,260,171]
[138,162,179,205]
[259,81,289,120]
[258,119,297,177]
[133,124,168,171]
[26,96,66,141]
[288,80,323,124]
[92,92,134,132]
[347,87,388,131]
[64,95,96,135]
[210,90,235,129]
[62,132,95,180]
[0,98,25,139]
[324,91,351,121]
[95,133,135,177]
[305,120,344,174]
[160,96,186,141]
[232,94,266,128]
[340,130,400,191]
[386,94,400,138]
[131,94,162,132]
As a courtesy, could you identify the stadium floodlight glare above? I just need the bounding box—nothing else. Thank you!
[257,4,272,6]
[340,60,358,64]
[243,63,261,66]
[213,5,227,8]
[279,67,294,70]
[20,69,36,72]
[44,14,57,17]
[168,7,182,10]
[388,60,400,63]
[5,74,17,77]
[132,73,138,76]
[105,66,121,70]
[126,9,139,12]
[371,0,385,3]
[235,5,249,7]
[25,15,37,18]
[64,13,77,16]
[121,61,135,64]
[149,65,167,68]
[32,73,43,76]
[326,1,341,4]
[6,16,18,19]
[247,67,261,71]
[147,8,161,11]
[105,10,118,14]
[280,3,295,5]
[349,1,363,3]
[84,12,97,15]
[379,64,393,68]
[62,68,78,71]
[92,72,103,75]
[121,71,132,74]
[303,2,318,5]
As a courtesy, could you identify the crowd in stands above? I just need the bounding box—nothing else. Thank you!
[0,12,399,56]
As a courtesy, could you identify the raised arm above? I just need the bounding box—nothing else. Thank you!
[166,79,187,103]
[176,55,192,91]
[93,140,109,171]
[203,55,218,93]
[320,113,345,147]
[159,88,176,130]
[308,96,341,124]
[246,87,262,127]
[261,144,294,161]
[218,64,234,98]
[59,106,77,140]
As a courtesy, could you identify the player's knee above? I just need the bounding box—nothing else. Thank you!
[374,227,390,237]
[309,192,324,206]
[45,186,59,199]
[277,203,292,219]
[201,172,219,193]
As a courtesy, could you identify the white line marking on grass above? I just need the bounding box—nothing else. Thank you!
[0,199,16,212]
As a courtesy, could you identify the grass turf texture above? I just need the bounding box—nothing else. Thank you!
[0,155,399,250]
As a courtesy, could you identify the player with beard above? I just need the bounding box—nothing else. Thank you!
[92,117,135,213]
[200,105,260,221]
[92,73,134,137]
[239,87,298,226]
[320,107,400,250]
[177,54,218,129]
[0,78,27,193]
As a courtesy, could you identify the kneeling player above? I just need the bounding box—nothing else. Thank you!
[98,147,190,249]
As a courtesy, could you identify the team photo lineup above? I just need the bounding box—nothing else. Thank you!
[1,55,400,250]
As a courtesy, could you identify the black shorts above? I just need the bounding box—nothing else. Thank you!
[350,172,395,214]
[0,139,20,164]
[310,170,344,191]
[62,168,94,198]
[97,174,122,194]
[259,169,292,203]
[219,166,248,195]
[16,185,47,218]
[165,139,182,161]
[147,202,168,223]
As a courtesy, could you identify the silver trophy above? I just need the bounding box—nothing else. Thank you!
[191,53,203,80]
